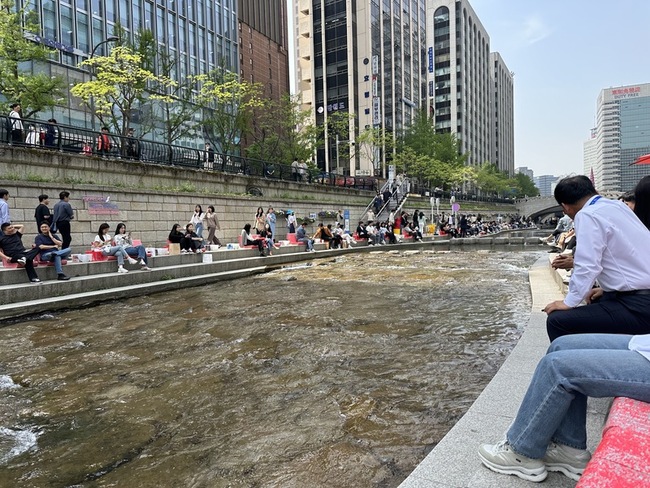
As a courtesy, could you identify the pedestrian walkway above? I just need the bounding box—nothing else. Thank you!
[398,256,610,488]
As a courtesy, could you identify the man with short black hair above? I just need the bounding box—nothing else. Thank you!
[8,103,23,144]
[52,191,74,249]
[543,175,650,341]
[0,223,41,283]
[34,194,51,232]
[296,221,314,252]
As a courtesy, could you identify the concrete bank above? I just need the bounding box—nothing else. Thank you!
[398,255,609,488]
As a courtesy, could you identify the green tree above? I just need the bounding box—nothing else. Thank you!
[511,172,540,198]
[475,163,510,197]
[70,45,176,136]
[193,67,263,155]
[0,0,65,118]
[356,126,394,176]
[246,94,320,163]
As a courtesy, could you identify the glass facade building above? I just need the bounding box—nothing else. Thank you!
[16,0,240,130]
[586,83,650,192]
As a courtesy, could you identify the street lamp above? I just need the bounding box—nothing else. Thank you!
[88,36,119,130]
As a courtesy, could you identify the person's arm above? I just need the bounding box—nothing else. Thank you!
[65,202,74,220]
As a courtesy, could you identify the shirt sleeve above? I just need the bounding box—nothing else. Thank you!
[564,212,606,307]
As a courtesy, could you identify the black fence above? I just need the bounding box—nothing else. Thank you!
[1,115,379,192]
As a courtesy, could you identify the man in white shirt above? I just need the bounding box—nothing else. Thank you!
[9,103,23,144]
[544,176,650,341]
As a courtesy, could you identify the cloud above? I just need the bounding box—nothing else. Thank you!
[520,14,552,45]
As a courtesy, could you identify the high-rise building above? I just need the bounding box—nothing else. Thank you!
[238,0,290,101]
[426,0,513,170]
[585,83,650,192]
[490,52,514,175]
[534,175,559,197]
[516,166,534,180]
[295,0,428,176]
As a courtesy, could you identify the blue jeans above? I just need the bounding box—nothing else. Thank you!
[103,246,127,266]
[41,248,72,274]
[195,223,203,240]
[124,244,147,264]
[298,237,313,250]
[507,334,650,459]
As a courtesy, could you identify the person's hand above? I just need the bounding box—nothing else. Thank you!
[551,254,574,270]
[543,300,571,314]
[586,288,604,304]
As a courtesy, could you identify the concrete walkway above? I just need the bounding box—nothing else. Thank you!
[398,256,610,488]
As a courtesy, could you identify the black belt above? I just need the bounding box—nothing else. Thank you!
[610,289,650,296]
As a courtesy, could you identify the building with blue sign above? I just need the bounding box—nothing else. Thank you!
[426,0,514,173]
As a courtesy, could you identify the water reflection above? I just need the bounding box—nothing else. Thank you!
[0,250,541,487]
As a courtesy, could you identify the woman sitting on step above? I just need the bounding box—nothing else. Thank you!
[114,223,151,271]
[92,223,135,273]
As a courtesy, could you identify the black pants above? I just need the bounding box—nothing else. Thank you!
[246,238,265,255]
[10,247,40,281]
[56,220,72,250]
[547,292,650,342]
[11,129,23,144]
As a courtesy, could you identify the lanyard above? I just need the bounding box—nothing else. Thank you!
[589,195,602,206]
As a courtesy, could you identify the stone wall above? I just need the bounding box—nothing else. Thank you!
[0,146,373,249]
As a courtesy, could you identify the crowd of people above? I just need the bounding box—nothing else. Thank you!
[478,175,650,484]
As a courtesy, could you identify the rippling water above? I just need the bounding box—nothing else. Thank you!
[0,250,541,487]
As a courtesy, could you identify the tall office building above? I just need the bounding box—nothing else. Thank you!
[238,0,290,101]
[516,166,534,180]
[490,52,514,174]
[534,175,559,197]
[426,0,513,170]
[585,83,650,192]
[295,0,428,176]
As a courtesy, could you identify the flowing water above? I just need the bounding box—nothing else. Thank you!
[0,249,541,488]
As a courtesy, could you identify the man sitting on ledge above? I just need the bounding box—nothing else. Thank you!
[543,175,650,341]
[0,223,42,283]
[296,221,314,252]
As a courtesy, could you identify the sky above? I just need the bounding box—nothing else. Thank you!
[287,1,650,178]
[468,0,650,177]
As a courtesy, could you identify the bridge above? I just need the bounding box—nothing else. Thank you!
[515,196,562,221]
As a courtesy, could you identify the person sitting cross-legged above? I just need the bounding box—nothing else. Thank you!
[34,222,72,280]
[240,223,266,257]
[114,222,151,271]
[0,223,42,283]
[479,333,650,483]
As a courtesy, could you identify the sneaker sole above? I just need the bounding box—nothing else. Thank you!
[545,463,583,481]
[479,452,548,483]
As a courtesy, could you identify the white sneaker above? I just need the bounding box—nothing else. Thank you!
[543,442,591,481]
[118,266,129,273]
[478,440,547,482]
[140,265,151,271]
[127,257,138,265]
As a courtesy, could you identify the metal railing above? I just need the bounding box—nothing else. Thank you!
[1,115,380,192]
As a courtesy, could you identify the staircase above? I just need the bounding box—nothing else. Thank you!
[361,178,410,222]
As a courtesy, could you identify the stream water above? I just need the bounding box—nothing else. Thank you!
[0,249,541,488]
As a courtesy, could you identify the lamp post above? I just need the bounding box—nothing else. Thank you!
[88,36,119,130]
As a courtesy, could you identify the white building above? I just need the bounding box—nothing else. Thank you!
[490,52,515,175]
[585,83,650,192]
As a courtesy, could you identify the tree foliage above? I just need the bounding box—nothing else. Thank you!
[71,45,175,136]
[193,67,263,155]
[513,172,540,198]
[245,94,320,163]
[0,0,65,118]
